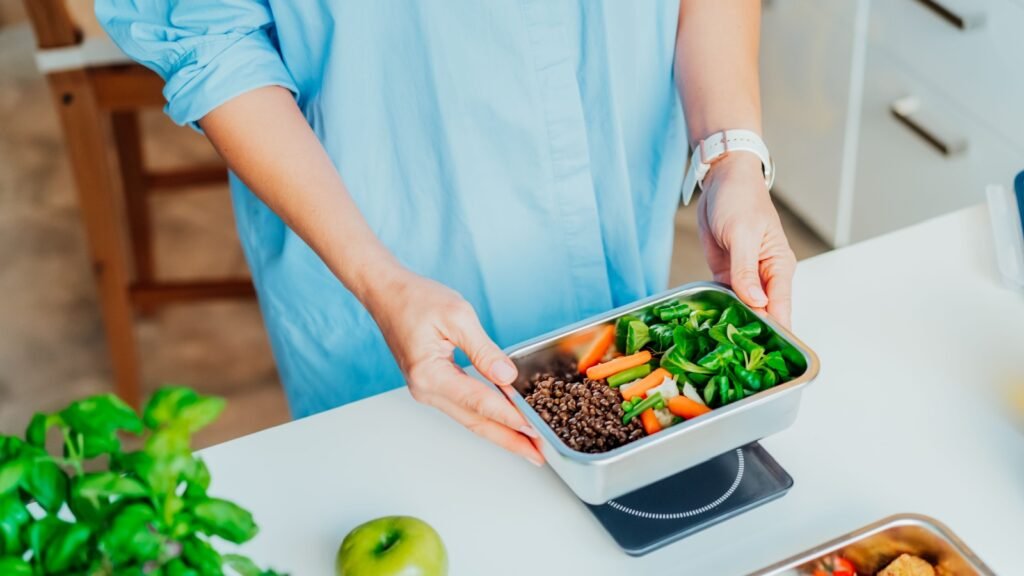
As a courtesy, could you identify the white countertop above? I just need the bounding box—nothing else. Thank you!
[202,206,1024,575]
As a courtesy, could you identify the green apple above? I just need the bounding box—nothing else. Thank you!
[336,516,447,576]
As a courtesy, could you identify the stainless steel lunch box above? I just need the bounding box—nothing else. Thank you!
[751,514,995,575]
[502,282,820,504]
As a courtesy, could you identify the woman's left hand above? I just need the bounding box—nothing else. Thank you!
[697,153,797,327]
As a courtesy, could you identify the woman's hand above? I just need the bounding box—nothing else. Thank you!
[364,269,544,466]
[697,153,797,327]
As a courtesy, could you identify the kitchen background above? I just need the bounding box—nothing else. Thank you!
[0,0,1017,448]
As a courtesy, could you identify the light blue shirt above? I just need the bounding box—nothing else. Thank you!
[97,1,687,418]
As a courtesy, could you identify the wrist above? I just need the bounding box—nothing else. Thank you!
[338,251,412,316]
[702,152,765,190]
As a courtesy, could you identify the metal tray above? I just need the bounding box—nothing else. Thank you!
[503,282,820,504]
[751,514,995,575]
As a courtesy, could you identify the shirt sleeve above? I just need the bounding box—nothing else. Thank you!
[95,0,298,127]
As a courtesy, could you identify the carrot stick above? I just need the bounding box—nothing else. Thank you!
[586,350,652,380]
[620,368,671,401]
[640,409,662,435]
[667,396,712,420]
[576,325,615,375]
[558,330,599,354]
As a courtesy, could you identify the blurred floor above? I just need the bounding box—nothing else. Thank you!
[0,22,827,447]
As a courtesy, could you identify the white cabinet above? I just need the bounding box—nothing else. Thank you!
[760,0,865,245]
[760,0,1024,246]
[852,46,1021,241]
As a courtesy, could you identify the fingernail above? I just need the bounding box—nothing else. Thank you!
[490,359,517,384]
[527,454,544,467]
[519,425,540,439]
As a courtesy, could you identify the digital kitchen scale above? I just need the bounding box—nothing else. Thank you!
[584,443,793,556]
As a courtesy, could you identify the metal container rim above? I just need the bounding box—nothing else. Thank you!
[504,281,821,464]
[750,513,995,575]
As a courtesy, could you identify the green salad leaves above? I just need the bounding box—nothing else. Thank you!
[616,299,806,408]
[0,387,284,575]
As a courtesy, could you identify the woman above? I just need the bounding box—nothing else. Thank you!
[97,1,796,467]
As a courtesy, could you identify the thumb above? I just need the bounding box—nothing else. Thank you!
[446,302,518,386]
[727,232,769,309]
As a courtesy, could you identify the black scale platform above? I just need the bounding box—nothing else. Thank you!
[584,443,792,556]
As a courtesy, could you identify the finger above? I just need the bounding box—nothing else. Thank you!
[726,229,769,309]
[762,253,796,328]
[433,395,545,466]
[445,301,518,386]
[440,365,539,438]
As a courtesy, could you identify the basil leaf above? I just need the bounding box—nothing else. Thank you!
[0,457,26,496]
[27,516,62,562]
[21,453,68,514]
[98,504,163,565]
[182,535,224,574]
[0,494,30,556]
[184,458,212,495]
[0,436,24,462]
[60,394,143,438]
[165,557,200,576]
[145,423,191,460]
[74,472,148,501]
[0,557,31,576]
[26,413,64,449]
[625,320,650,355]
[171,395,225,435]
[223,553,264,576]
[193,498,259,544]
[144,387,201,428]
[78,430,121,459]
[43,522,91,573]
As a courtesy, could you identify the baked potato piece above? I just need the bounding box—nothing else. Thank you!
[878,554,936,576]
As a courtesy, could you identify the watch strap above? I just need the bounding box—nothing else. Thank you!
[681,129,775,206]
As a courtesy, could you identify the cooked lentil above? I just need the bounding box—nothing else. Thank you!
[523,358,644,453]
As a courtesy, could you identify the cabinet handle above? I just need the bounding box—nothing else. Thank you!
[890,96,968,157]
[911,0,986,30]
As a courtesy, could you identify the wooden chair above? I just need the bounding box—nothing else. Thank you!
[23,0,255,407]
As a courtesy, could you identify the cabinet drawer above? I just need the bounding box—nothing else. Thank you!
[869,0,1024,150]
[760,0,862,245]
[851,46,1022,242]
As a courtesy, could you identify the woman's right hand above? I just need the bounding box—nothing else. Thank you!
[364,269,545,467]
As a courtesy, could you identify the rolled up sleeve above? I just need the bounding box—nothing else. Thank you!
[95,0,298,127]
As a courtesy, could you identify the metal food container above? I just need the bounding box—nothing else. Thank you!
[503,282,820,504]
[751,514,995,575]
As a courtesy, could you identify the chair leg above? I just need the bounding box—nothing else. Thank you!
[111,110,157,316]
[48,70,142,408]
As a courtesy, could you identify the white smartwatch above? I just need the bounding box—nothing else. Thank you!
[681,129,775,206]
